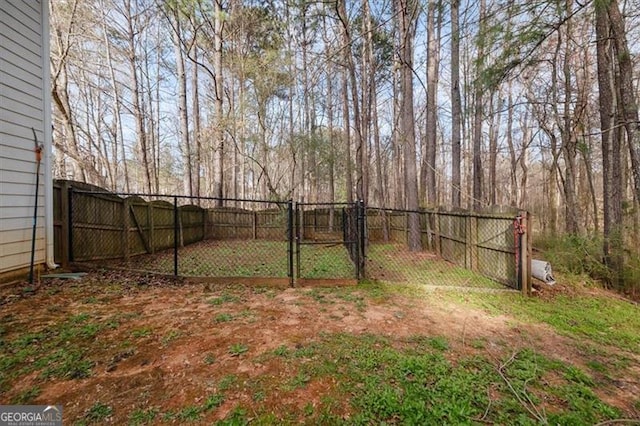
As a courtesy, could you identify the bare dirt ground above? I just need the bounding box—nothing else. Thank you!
[1,271,638,424]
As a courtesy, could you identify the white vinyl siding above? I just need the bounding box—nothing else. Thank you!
[0,0,47,274]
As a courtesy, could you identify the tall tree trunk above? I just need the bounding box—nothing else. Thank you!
[506,89,518,207]
[561,5,580,234]
[337,0,365,202]
[213,0,224,205]
[450,0,461,208]
[596,2,623,286]
[342,68,354,203]
[606,0,640,203]
[125,0,151,193]
[423,0,439,206]
[100,0,129,191]
[472,0,486,210]
[397,0,421,250]
[172,14,192,197]
[488,92,500,205]
[192,46,202,199]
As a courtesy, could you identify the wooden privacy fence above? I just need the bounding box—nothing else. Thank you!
[366,207,531,293]
[53,181,288,266]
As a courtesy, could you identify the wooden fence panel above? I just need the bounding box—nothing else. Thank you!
[150,200,175,252]
[180,205,205,245]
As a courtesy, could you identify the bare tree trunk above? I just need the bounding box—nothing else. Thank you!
[472,0,486,210]
[192,46,202,199]
[172,14,192,197]
[450,0,461,208]
[337,0,365,202]
[506,89,518,207]
[561,5,580,234]
[99,0,130,190]
[213,0,224,205]
[342,68,353,203]
[125,0,151,193]
[597,2,623,286]
[392,50,404,209]
[607,0,640,204]
[327,59,336,227]
[488,92,500,205]
[361,0,374,203]
[423,0,439,206]
[397,0,421,251]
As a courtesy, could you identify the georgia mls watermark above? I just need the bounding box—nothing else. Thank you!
[0,405,62,426]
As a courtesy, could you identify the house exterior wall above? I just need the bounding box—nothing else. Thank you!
[0,0,52,277]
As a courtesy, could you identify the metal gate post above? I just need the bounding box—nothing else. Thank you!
[173,196,178,276]
[295,203,301,280]
[287,200,294,287]
[68,186,74,262]
[353,202,360,280]
[358,199,366,279]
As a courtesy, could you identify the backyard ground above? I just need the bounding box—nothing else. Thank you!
[1,270,639,425]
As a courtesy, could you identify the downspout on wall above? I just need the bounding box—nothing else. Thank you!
[42,0,56,270]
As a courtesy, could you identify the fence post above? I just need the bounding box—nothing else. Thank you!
[287,200,294,287]
[358,200,366,280]
[173,196,178,276]
[202,207,207,241]
[68,186,74,263]
[518,211,532,296]
[59,181,70,268]
[252,210,257,240]
[123,197,130,259]
[354,203,360,280]
[433,211,441,257]
[296,203,301,279]
[404,211,409,245]
[466,215,478,271]
[148,202,155,254]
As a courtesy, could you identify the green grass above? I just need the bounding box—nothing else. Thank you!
[117,240,359,280]
[12,386,40,404]
[367,243,505,289]
[229,343,249,357]
[136,240,291,277]
[161,330,181,347]
[208,292,241,305]
[82,402,113,423]
[448,292,640,353]
[298,244,355,279]
[131,327,152,338]
[128,408,158,425]
[0,313,111,390]
[214,313,234,323]
[233,332,621,424]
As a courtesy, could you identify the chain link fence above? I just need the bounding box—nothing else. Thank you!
[366,208,525,290]
[295,202,364,281]
[54,181,529,291]
[64,189,293,283]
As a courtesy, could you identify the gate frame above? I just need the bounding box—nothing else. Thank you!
[294,201,366,282]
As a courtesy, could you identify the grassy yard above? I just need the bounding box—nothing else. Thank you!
[108,240,507,289]
[113,240,355,279]
[367,243,505,289]
[1,271,638,424]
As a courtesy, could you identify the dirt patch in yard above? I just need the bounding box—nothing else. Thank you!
[0,271,637,423]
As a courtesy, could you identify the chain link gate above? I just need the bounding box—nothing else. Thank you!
[294,201,365,282]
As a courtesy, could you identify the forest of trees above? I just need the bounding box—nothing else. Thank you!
[50,0,640,291]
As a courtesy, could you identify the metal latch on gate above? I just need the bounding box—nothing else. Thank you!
[514,216,526,235]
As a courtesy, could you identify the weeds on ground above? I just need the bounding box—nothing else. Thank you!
[0,313,111,390]
[247,333,619,424]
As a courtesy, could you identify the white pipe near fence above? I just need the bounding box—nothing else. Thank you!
[532,259,556,285]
